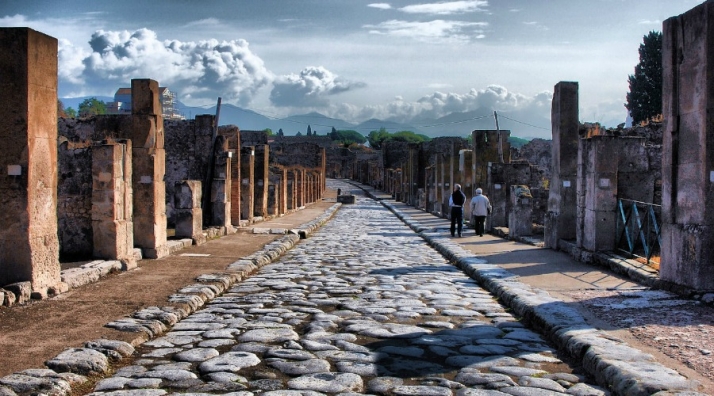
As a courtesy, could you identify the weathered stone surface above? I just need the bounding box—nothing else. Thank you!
[45,348,109,375]
[198,352,261,373]
[268,359,331,375]
[173,348,220,362]
[85,339,135,357]
[287,372,363,393]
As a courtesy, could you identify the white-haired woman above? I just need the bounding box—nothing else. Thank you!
[469,187,492,237]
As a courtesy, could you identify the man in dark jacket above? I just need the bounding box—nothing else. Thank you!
[449,184,467,237]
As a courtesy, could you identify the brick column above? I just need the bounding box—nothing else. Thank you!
[661,3,714,289]
[297,169,305,207]
[0,28,61,296]
[253,145,269,218]
[544,81,579,249]
[240,146,254,223]
[130,79,168,259]
[92,141,136,268]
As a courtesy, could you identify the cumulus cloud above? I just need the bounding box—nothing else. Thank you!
[368,3,393,10]
[329,85,552,126]
[270,66,366,107]
[61,28,272,106]
[364,19,488,43]
[399,0,489,15]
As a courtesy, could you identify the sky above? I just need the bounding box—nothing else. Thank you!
[0,0,703,139]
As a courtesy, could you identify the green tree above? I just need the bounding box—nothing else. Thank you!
[78,97,107,118]
[307,125,312,136]
[367,128,391,150]
[65,107,77,118]
[331,130,366,146]
[278,128,284,137]
[263,128,273,136]
[390,130,430,144]
[625,31,662,125]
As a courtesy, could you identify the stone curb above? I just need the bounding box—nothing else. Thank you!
[0,203,342,396]
[357,185,704,396]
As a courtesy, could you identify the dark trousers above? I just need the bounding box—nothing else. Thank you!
[450,207,464,236]
[474,215,487,236]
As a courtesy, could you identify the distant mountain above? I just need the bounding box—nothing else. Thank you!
[61,97,548,140]
[355,118,428,136]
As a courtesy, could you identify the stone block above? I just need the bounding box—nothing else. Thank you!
[175,208,203,239]
[131,79,161,116]
[337,195,356,204]
[4,282,31,304]
[0,288,16,306]
[175,180,202,209]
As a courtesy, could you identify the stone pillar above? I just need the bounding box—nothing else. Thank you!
[297,169,305,208]
[240,146,254,223]
[287,170,297,210]
[253,145,269,218]
[174,180,205,245]
[661,3,714,289]
[0,28,61,296]
[92,141,136,268]
[130,79,168,259]
[509,185,533,238]
[544,81,579,249]
[577,136,618,252]
[460,150,474,219]
[276,168,288,214]
[211,142,231,228]
[487,163,508,228]
[473,130,511,187]
[226,131,241,226]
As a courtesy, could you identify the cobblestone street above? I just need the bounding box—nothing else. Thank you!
[89,182,606,396]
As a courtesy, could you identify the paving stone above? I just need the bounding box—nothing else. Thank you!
[141,369,198,381]
[287,372,363,393]
[238,328,300,343]
[392,385,453,396]
[45,347,110,375]
[490,366,549,377]
[518,376,566,392]
[173,348,220,362]
[198,352,261,373]
[268,359,331,375]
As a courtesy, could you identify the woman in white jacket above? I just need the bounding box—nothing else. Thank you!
[469,188,492,237]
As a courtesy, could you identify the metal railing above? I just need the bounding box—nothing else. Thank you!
[616,198,662,266]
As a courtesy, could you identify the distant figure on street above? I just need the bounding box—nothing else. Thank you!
[449,184,467,237]
[469,187,492,237]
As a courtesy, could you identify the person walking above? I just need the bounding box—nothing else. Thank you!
[469,187,492,237]
[449,184,467,237]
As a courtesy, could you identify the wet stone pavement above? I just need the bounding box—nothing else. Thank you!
[90,183,608,396]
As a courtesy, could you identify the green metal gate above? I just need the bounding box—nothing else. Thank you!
[616,198,662,266]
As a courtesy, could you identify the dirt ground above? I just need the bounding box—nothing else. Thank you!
[0,196,337,378]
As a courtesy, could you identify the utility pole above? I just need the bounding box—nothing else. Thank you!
[494,111,504,163]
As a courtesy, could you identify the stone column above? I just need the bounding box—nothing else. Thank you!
[509,185,533,238]
[92,141,136,268]
[226,130,241,226]
[544,81,579,249]
[0,28,61,296]
[174,180,205,245]
[211,143,231,229]
[287,170,297,210]
[277,168,288,215]
[460,149,474,218]
[487,163,508,228]
[253,145,269,218]
[576,136,618,252]
[130,79,168,259]
[240,146,254,223]
[661,3,714,289]
[297,169,305,208]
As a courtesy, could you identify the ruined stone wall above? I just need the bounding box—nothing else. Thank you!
[57,139,93,259]
[57,116,132,258]
[274,135,333,148]
[512,138,552,184]
[240,130,268,146]
[325,147,355,179]
[270,142,324,169]
[164,116,214,225]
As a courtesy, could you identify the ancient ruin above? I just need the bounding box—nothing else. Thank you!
[2,1,714,306]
